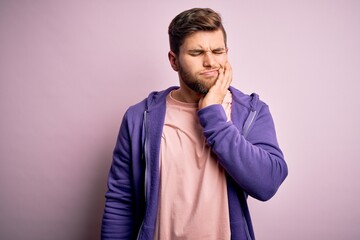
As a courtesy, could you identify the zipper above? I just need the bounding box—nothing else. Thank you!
[142,110,149,201]
[242,110,256,138]
[242,192,253,240]
[137,110,149,240]
[243,215,252,240]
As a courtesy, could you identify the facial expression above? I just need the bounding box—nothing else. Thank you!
[170,29,228,94]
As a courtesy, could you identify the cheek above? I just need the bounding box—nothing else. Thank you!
[217,55,228,65]
[180,57,200,72]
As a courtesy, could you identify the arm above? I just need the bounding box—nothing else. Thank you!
[101,112,134,239]
[198,62,287,201]
[198,103,288,201]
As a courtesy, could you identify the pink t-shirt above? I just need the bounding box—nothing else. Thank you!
[154,91,232,240]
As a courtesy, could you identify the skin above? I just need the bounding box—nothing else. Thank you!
[168,29,232,109]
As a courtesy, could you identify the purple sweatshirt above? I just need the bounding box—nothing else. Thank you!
[101,86,288,240]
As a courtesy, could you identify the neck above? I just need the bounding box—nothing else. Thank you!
[172,86,203,103]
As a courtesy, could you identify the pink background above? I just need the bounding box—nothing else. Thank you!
[1,1,359,239]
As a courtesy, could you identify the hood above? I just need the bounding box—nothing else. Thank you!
[145,86,179,112]
[229,86,259,112]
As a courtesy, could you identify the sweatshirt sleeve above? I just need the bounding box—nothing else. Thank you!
[198,104,288,201]
[101,111,134,239]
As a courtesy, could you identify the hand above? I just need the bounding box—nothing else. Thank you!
[199,62,232,109]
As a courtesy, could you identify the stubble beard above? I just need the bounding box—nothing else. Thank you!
[178,66,217,95]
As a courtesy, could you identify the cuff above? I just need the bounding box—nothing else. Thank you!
[197,104,227,129]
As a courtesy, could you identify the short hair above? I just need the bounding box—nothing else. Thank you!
[168,8,227,56]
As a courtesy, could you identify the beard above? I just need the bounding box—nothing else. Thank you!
[178,65,218,94]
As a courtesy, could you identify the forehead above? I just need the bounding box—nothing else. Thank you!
[181,29,225,50]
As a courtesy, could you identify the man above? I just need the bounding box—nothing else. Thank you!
[101,8,288,240]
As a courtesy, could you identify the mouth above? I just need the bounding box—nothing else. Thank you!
[199,69,219,77]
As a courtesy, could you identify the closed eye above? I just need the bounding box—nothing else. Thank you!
[188,50,204,56]
[188,48,226,56]
[212,48,226,54]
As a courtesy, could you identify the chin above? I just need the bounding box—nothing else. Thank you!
[191,82,214,94]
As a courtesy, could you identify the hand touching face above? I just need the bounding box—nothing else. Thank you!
[198,61,232,109]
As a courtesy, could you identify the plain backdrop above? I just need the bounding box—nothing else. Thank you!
[1,1,359,239]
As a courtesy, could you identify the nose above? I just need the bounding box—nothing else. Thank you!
[203,51,216,67]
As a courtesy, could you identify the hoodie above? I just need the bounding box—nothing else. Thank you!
[101,86,288,240]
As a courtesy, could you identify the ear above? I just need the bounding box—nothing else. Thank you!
[168,51,179,72]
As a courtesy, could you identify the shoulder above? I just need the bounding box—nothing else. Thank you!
[229,86,267,112]
[124,86,178,119]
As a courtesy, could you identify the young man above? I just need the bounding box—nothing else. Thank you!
[101,8,288,240]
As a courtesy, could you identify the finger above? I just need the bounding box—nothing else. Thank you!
[223,62,232,88]
[217,64,225,81]
[221,64,228,86]
[212,65,224,89]
[216,63,229,89]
